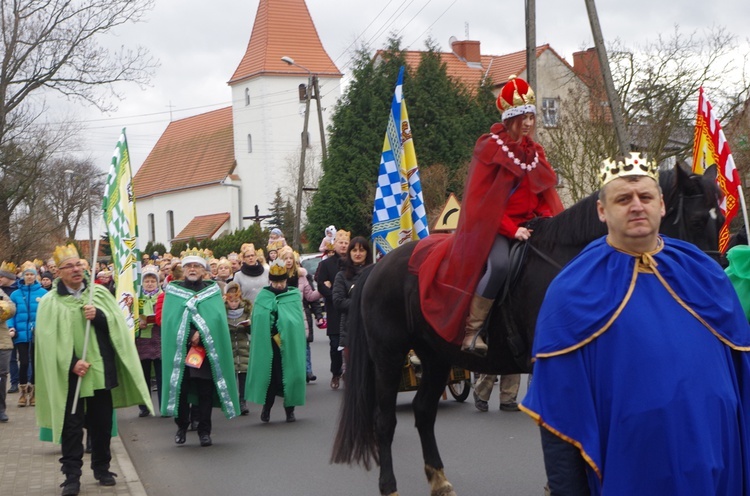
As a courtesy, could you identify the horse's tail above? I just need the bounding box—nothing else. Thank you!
[331,263,379,469]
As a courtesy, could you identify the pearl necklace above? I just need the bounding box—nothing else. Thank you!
[491,133,539,171]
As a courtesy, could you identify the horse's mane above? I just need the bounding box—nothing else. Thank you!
[531,192,605,248]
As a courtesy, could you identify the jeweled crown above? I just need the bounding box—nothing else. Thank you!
[600,152,659,187]
[53,244,79,266]
[496,75,536,120]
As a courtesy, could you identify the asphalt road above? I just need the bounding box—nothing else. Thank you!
[118,337,547,496]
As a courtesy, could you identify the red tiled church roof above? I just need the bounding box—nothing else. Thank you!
[172,213,231,243]
[133,107,234,199]
[229,0,342,84]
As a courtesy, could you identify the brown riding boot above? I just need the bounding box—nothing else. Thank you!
[17,384,28,407]
[461,295,492,356]
[27,384,35,407]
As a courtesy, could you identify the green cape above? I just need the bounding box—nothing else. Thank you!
[35,281,153,443]
[246,287,306,407]
[161,280,239,419]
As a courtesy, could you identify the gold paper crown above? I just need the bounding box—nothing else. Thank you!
[53,244,79,266]
[33,259,44,269]
[336,230,351,242]
[269,259,287,277]
[0,261,17,277]
[180,247,210,260]
[0,299,12,321]
[21,261,37,274]
[600,152,659,187]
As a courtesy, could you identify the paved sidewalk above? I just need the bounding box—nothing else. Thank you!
[0,393,146,496]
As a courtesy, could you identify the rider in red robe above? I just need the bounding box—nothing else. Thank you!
[409,76,564,353]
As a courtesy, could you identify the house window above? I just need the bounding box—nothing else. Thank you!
[542,98,559,127]
[245,88,250,106]
[166,210,174,241]
[247,134,253,153]
[148,214,155,243]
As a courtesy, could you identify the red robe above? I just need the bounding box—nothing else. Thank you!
[409,123,564,344]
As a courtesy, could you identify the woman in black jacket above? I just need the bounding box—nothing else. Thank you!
[332,237,373,351]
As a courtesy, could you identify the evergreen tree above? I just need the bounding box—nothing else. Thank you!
[304,36,500,241]
[267,188,286,230]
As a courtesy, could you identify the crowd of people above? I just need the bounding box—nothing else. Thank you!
[0,226,376,495]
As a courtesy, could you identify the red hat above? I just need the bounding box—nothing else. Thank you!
[496,75,536,121]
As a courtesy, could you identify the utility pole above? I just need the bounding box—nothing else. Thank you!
[525,0,537,98]
[294,75,313,251]
[584,0,631,155]
[313,76,327,162]
[282,55,327,251]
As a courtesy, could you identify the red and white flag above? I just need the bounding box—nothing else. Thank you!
[692,87,740,253]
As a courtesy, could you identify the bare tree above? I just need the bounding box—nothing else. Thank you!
[540,25,750,203]
[0,0,157,260]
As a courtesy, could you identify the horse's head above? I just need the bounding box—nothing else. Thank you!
[660,163,723,261]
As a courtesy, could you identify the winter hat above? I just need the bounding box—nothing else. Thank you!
[41,271,54,281]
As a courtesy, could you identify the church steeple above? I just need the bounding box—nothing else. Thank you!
[229,0,342,84]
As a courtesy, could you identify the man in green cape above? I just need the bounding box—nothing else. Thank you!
[247,258,306,422]
[161,249,239,448]
[35,245,153,496]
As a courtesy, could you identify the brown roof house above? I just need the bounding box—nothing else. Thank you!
[133,0,342,248]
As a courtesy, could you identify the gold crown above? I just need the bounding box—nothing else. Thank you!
[53,244,80,266]
[269,259,287,277]
[0,300,12,321]
[180,247,210,260]
[0,261,16,277]
[336,230,351,242]
[21,261,37,273]
[600,152,659,187]
[33,258,44,268]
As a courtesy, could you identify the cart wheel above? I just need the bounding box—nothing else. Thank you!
[448,379,471,402]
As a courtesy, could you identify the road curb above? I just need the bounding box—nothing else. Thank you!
[111,433,148,496]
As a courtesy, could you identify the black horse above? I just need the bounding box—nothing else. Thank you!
[331,165,722,496]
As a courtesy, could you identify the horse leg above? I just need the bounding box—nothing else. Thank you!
[412,353,456,496]
[373,355,409,496]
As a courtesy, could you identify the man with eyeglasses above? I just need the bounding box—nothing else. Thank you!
[160,250,239,448]
[34,245,153,496]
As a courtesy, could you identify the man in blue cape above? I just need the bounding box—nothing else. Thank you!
[521,153,750,495]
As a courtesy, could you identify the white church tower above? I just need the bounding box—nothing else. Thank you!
[227,0,342,229]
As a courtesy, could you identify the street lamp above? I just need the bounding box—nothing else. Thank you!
[64,169,94,264]
[282,56,328,251]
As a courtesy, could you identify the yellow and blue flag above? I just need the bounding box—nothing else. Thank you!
[372,66,429,257]
[102,129,141,333]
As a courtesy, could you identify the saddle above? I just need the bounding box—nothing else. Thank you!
[479,240,530,368]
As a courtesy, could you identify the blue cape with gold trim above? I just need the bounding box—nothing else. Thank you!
[523,236,750,495]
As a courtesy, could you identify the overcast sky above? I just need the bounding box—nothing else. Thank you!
[54,0,750,174]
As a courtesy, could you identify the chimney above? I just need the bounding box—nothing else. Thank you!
[452,40,481,64]
[572,47,601,88]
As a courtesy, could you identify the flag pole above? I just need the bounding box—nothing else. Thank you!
[71,211,105,414]
[738,185,750,244]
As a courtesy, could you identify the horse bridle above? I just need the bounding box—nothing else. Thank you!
[665,190,721,260]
